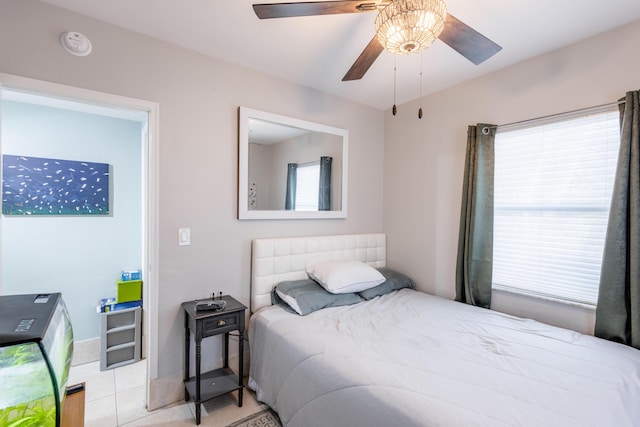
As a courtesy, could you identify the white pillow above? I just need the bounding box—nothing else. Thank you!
[306,260,385,294]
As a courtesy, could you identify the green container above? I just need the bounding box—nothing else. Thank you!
[117,280,142,303]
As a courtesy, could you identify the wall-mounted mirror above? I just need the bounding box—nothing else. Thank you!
[238,107,348,220]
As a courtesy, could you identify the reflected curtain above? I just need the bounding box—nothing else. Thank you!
[455,124,496,308]
[318,156,332,211]
[285,163,297,210]
[595,90,640,350]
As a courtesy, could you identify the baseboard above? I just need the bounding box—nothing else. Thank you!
[148,372,183,411]
[72,338,100,366]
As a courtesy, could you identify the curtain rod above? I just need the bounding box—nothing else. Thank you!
[482,99,625,133]
[296,160,320,167]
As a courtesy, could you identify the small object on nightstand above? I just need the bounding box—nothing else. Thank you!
[195,299,226,312]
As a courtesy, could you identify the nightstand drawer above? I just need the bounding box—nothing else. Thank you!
[202,312,239,336]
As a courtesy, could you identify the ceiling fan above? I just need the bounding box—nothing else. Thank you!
[252,0,502,81]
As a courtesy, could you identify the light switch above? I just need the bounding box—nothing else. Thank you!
[178,228,191,246]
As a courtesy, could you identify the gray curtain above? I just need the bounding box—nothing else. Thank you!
[595,90,640,350]
[455,124,496,308]
[285,163,297,210]
[318,156,332,211]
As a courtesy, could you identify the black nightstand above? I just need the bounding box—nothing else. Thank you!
[182,295,247,425]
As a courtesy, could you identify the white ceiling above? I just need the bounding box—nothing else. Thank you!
[40,0,640,111]
[249,117,310,145]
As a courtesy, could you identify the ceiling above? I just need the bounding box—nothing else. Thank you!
[40,0,640,111]
[249,117,310,145]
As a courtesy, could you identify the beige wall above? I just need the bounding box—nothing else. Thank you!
[0,0,384,409]
[384,20,640,335]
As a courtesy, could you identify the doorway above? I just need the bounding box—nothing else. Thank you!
[0,73,159,408]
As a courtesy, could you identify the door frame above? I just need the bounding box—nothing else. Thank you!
[0,73,160,404]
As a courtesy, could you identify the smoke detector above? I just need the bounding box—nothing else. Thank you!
[60,31,92,56]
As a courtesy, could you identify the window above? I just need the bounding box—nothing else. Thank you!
[492,107,620,306]
[294,162,320,211]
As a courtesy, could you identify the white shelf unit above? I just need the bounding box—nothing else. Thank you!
[100,306,141,371]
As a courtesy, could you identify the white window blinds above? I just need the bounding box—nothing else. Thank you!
[492,107,620,306]
[295,162,320,211]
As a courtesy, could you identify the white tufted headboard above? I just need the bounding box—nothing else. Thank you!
[251,233,386,313]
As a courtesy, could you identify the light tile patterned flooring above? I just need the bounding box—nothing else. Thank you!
[68,360,266,426]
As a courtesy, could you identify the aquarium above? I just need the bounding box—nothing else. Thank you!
[0,293,73,427]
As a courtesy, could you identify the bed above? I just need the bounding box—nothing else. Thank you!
[248,233,640,426]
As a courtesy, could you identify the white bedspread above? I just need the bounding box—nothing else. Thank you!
[248,289,640,427]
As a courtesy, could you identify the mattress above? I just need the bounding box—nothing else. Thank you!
[248,289,640,426]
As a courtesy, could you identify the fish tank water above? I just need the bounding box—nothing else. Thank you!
[0,293,73,427]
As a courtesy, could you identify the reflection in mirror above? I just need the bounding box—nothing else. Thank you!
[238,107,348,220]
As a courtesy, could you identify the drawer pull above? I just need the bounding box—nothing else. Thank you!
[217,319,227,327]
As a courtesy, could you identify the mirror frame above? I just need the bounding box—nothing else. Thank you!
[238,107,349,220]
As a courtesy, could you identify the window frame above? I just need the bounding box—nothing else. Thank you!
[491,106,621,307]
[294,161,320,212]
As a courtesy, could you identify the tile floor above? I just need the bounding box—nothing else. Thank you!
[68,360,267,426]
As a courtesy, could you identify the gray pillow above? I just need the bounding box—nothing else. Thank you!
[272,279,364,315]
[358,267,416,300]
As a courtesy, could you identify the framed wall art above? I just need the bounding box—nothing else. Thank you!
[2,154,110,215]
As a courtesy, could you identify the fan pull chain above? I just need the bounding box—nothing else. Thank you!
[418,54,423,119]
[392,55,397,116]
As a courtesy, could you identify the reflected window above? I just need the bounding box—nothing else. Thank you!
[295,162,320,211]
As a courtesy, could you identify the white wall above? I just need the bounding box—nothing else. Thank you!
[0,0,384,409]
[1,100,143,341]
[248,143,272,210]
[384,20,640,335]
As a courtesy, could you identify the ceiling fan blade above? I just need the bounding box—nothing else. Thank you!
[253,1,378,19]
[438,13,502,65]
[342,36,384,81]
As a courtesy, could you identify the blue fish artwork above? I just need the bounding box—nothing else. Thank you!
[2,155,110,215]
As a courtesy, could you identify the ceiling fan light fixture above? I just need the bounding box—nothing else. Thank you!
[375,0,447,55]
